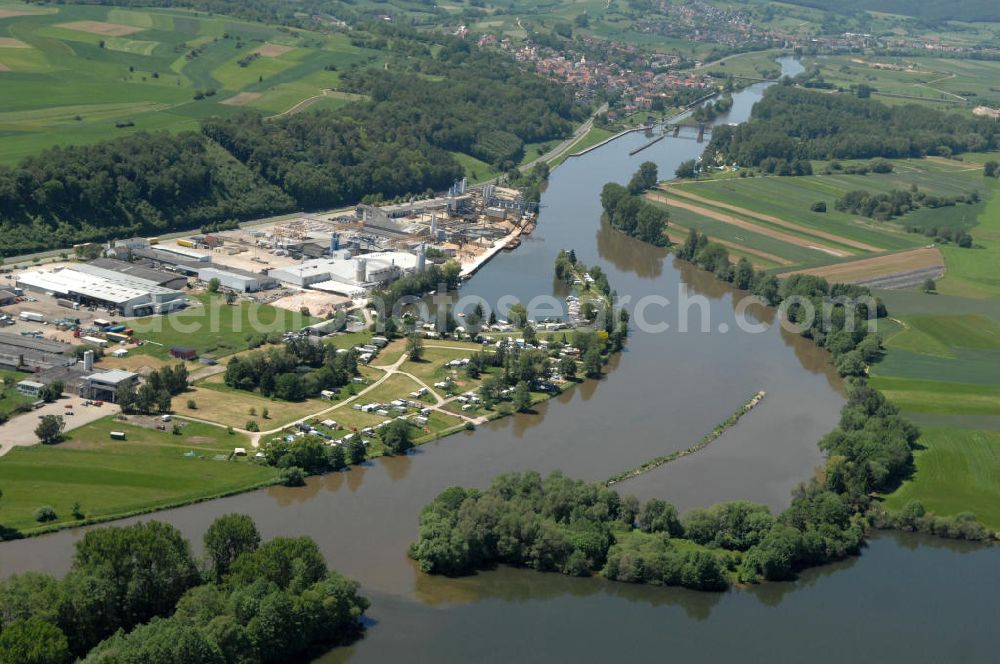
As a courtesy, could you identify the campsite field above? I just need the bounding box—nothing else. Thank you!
[0,2,380,162]
[0,416,276,534]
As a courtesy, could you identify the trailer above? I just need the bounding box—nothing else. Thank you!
[104,325,127,333]
[106,332,129,343]
[19,311,44,323]
[80,336,108,347]
[109,431,127,440]
[57,298,81,310]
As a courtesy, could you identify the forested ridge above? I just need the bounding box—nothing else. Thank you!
[706,86,1000,170]
[0,33,583,256]
[203,46,580,210]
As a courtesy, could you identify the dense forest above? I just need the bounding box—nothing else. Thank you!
[0,516,368,662]
[0,31,582,256]
[705,86,1000,170]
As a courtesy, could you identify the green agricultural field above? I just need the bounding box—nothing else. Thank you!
[129,293,315,360]
[659,155,994,272]
[937,179,1000,298]
[0,2,377,162]
[0,416,277,534]
[797,54,1000,107]
[882,427,1000,531]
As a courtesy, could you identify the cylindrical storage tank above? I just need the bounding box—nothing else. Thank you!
[83,350,94,371]
[354,258,367,283]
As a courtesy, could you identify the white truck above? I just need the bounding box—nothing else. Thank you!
[19,311,44,323]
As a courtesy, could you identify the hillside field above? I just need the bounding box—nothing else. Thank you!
[0,2,382,163]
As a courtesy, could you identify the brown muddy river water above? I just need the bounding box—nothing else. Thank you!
[1,58,996,662]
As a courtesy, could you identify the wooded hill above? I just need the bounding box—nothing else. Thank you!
[706,85,1000,171]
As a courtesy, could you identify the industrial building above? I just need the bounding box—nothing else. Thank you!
[197,266,277,293]
[0,332,75,372]
[16,380,44,398]
[268,250,423,297]
[89,258,189,290]
[16,265,188,316]
[149,244,212,263]
[78,369,139,402]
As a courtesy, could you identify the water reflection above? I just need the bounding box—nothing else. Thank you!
[595,217,668,279]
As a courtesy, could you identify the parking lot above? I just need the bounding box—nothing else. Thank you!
[0,395,120,455]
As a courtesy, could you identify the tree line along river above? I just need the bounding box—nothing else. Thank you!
[0,58,996,662]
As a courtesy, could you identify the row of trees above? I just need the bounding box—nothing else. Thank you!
[0,516,368,663]
[835,188,978,246]
[705,85,1000,169]
[224,339,359,401]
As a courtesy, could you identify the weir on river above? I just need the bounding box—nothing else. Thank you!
[1,58,997,663]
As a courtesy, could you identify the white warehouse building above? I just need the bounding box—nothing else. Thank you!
[197,267,278,293]
[268,250,423,296]
[17,265,187,316]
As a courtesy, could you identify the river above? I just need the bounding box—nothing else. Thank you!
[1,57,996,661]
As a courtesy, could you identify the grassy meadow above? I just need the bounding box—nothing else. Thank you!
[128,293,316,360]
[0,416,277,535]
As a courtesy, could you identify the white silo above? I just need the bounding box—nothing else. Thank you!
[354,258,367,284]
[83,349,94,371]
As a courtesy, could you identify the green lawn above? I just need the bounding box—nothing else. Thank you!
[883,427,1000,530]
[0,416,277,535]
[129,293,315,360]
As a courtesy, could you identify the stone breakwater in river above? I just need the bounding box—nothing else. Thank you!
[606,390,766,486]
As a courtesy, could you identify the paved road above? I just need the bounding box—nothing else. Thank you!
[0,396,121,456]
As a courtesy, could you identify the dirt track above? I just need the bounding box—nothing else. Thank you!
[665,226,793,267]
[646,192,853,258]
[661,185,883,252]
[777,247,943,283]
